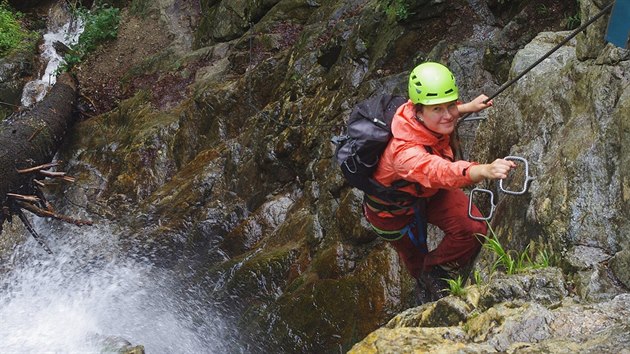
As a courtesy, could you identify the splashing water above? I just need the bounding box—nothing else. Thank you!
[0,222,234,353]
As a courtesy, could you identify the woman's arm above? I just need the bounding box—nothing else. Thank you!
[468,158,516,183]
[458,94,493,114]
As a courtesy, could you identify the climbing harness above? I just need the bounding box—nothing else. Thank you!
[468,156,536,221]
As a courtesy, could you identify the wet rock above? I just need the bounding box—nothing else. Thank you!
[36,0,625,352]
[478,268,568,310]
[0,50,36,118]
[471,0,630,288]
[336,189,376,245]
[351,273,630,353]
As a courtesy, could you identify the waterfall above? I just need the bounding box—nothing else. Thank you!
[0,221,234,353]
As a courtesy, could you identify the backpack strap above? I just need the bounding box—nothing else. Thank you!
[367,144,434,205]
[364,193,416,212]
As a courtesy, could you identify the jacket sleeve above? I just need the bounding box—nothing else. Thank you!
[392,142,476,189]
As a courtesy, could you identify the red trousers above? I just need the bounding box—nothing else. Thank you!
[364,189,487,279]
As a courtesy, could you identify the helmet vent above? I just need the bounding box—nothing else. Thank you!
[426,93,438,97]
[444,89,453,94]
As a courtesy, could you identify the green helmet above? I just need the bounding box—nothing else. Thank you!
[408,62,459,105]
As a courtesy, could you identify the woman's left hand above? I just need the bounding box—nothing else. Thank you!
[467,94,493,113]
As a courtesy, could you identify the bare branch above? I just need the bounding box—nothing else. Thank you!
[38,170,76,182]
[17,201,93,226]
[39,170,66,177]
[7,193,41,203]
[28,125,45,142]
[16,209,53,254]
[17,162,60,174]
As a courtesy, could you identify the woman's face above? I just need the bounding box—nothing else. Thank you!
[417,101,460,135]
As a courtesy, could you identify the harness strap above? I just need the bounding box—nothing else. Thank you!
[364,194,415,212]
[402,201,428,253]
[367,198,429,253]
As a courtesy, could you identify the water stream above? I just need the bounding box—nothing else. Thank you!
[20,3,83,107]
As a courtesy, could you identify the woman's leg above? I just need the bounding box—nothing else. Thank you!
[363,203,426,279]
[388,235,426,279]
[423,189,487,271]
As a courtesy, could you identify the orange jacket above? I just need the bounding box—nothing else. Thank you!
[372,100,477,199]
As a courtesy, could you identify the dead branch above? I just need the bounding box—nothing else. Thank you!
[38,170,76,182]
[28,125,45,142]
[17,162,60,174]
[7,193,41,203]
[16,209,53,254]
[79,92,97,111]
[39,170,66,177]
[17,200,93,226]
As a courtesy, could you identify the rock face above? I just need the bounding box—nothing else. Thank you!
[5,0,627,352]
[471,0,630,299]
[350,268,630,353]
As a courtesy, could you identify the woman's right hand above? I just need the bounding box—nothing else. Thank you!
[469,159,516,182]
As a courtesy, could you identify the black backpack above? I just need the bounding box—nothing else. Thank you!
[332,94,421,203]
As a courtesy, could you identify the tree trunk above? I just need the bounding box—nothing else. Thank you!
[0,73,79,234]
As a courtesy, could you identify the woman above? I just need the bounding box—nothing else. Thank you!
[363,62,515,301]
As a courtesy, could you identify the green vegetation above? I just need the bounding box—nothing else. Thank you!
[566,13,581,30]
[472,269,483,285]
[60,4,121,71]
[481,225,552,275]
[0,2,33,56]
[565,0,581,30]
[129,0,151,17]
[384,0,412,22]
[536,4,549,16]
[445,275,466,297]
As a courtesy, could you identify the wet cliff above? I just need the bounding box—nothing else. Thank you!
[3,0,628,352]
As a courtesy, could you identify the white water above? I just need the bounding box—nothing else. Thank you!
[0,222,232,353]
[20,7,83,107]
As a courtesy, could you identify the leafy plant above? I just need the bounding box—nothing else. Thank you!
[60,4,121,71]
[472,269,483,285]
[482,226,516,274]
[0,2,32,56]
[445,275,466,297]
[566,13,581,30]
[385,0,412,22]
[566,0,582,30]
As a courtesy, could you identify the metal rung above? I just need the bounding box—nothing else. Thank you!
[468,187,495,221]
[499,156,536,195]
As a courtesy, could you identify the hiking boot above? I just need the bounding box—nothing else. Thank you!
[420,265,452,301]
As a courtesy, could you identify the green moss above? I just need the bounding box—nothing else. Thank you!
[0,4,36,56]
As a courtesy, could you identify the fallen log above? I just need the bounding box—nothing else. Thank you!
[0,73,92,251]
